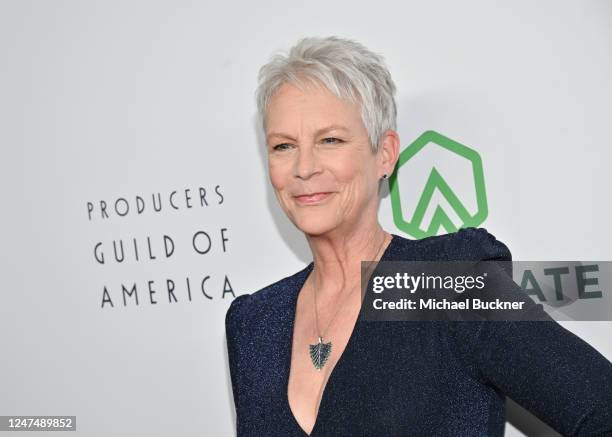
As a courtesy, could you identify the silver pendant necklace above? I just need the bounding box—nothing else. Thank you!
[308,232,389,370]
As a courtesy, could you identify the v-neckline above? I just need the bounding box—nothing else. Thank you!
[283,234,398,436]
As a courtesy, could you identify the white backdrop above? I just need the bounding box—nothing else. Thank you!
[1,1,611,436]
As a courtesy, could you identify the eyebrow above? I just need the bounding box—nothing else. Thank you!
[267,124,349,142]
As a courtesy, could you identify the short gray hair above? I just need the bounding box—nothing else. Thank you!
[255,36,397,153]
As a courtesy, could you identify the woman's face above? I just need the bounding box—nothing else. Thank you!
[265,82,384,236]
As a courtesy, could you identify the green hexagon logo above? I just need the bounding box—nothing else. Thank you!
[389,130,488,239]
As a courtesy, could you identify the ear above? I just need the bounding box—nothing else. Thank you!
[377,130,400,178]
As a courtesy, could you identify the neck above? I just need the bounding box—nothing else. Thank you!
[305,222,390,298]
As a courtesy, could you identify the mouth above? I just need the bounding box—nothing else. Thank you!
[293,192,334,204]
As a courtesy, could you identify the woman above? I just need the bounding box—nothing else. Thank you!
[225,36,612,436]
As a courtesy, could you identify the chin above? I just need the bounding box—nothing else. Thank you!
[293,215,338,237]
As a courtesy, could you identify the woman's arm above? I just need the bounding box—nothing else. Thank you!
[449,228,612,435]
[225,294,250,414]
[475,313,612,436]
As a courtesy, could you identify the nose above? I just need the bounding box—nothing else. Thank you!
[294,145,321,180]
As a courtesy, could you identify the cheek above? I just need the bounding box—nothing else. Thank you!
[268,159,290,191]
[334,154,378,210]
[333,152,371,186]
[332,160,363,207]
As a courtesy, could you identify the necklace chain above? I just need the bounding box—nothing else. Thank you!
[312,231,389,341]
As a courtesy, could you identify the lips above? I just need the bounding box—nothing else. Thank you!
[294,192,333,204]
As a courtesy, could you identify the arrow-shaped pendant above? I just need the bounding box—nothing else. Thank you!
[309,336,332,370]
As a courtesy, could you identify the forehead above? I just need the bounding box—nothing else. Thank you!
[265,82,362,139]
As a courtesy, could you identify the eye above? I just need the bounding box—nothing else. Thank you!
[272,143,293,151]
[322,137,343,144]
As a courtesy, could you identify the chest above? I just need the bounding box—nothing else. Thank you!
[286,288,363,434]
[239,319,504,436]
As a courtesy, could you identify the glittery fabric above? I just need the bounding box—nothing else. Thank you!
[225,227,612,436]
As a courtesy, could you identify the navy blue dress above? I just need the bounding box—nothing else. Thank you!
[225,228,612,436]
